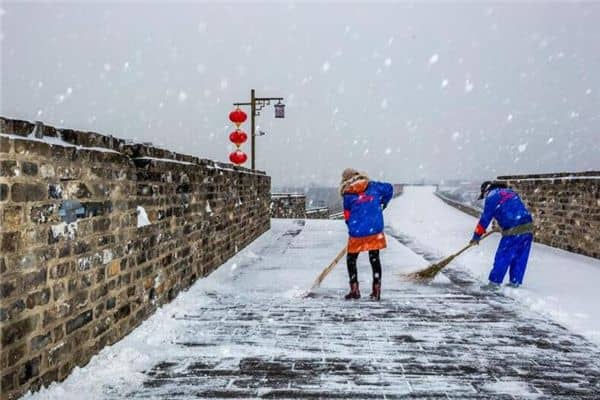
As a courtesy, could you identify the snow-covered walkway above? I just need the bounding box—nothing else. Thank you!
[26,206,600,399]
[387,186,600,346]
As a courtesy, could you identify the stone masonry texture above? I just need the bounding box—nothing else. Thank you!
[270,194,306,219]
[497,172,600,259]
[0,117,270,400]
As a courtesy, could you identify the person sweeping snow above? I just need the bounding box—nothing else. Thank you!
[471,181,534,289]
[340,168,393,300]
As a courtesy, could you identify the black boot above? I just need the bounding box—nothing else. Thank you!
[344,282,361,300]
[369,282,381,301]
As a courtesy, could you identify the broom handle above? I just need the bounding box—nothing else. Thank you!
[310,245,347,290]
[453,229,498,258]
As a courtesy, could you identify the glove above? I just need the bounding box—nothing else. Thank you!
[469,239,479,246]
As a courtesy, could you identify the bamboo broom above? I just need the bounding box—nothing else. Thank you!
[403,229,498,282]
[303,245,347,297]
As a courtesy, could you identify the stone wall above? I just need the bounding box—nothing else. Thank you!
[0,117,270,400]
[270,193,306,219]
[497,172,600,259]
[305,207,329,219]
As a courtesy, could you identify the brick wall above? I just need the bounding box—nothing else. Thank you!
[497,172,600,259]
[270,194,306,219]
[0,117,271,400]
[305,207,329,219]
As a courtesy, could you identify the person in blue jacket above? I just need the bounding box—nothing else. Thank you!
[340,168,394,300]
[470,181,534,289]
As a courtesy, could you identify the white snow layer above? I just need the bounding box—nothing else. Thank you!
[136,206,151,228]
[386,186,600,345]
[0,132,120,154]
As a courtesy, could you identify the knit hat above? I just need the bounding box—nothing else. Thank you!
[341,168,360,183]
[340,168,369,196]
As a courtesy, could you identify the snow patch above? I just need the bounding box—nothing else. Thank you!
[51,222,78,241]
[136,206,151,228]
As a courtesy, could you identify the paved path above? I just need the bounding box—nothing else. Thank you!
[29,219,600,400]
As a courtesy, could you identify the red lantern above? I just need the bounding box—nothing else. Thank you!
[229,108,247,127]
[229,150,248,165]
[229,129,248,147]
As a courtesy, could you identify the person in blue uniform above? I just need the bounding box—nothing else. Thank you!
[471,181,534,289]
[340,168,394,300]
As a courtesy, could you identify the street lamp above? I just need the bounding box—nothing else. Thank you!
[230,89,285,170]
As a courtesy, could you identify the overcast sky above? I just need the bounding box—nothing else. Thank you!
[2,1,599,187]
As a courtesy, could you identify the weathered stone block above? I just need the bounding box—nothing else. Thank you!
[0,160,17,176]
[14,139,51,157]
[0,183,8,201]
[1,370,16,392]
[48,184,63,200]
[11,183,47,202]
[7,342,27,365]
[21,161,39,176]
[106,297,116,310]
[39,164,55,178]
[23,268,47,289]
[66,182,92,199]
[1,315,39,346]
[1,231,19,253]
[0,135,11,153]
[30,204,58,224]
[1,205,24,229]
[50,262,72,279]
[30,332,51,351]
[0,280,16,299]
[114,304,130,321]
[0,299,26,322]
[26,288,51,309]
[18,355,41,385]
[66,310,93,334]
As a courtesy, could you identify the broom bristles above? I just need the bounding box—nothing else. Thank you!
[402,230,499,282]
[403,254,457,282]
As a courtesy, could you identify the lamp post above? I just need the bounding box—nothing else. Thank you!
[231,89,285,170]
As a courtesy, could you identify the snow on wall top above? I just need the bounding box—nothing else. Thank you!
[0,116,265,175]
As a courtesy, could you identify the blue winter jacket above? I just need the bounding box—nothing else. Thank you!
[343,181,394,238]
[472,188,533,241]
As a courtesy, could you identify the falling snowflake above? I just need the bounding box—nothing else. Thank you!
[385,148,392,155]
[585,89,592,95]
[451,131,461,141]
[507,114,513,122]
[178,91,188,102]
[441,79,449,89]
[518,143,528,153]
[429,54,439,65]
[464,80,474,92]
[380,99,388,109]
[569,111,579,119]
[322,62,330,72]
[384,58,392,67]
[547,137,554,144]
[220,79,228,90]
[103,63,112,72]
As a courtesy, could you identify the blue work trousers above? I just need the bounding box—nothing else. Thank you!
[489,233,533,285]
